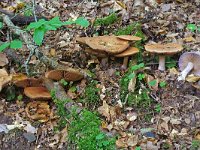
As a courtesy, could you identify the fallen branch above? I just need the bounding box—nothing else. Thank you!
[43,78,82,114]
[0,8,47,25]
[2,14,83,75]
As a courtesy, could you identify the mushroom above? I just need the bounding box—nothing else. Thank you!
[178,52,200,81]
[13,73,43,88]
[24,87,51,100]
[115,47,139,70]
[84,36,129,54]
[145,43,183,71]
[117,35,142,41]
[45,68,83,81]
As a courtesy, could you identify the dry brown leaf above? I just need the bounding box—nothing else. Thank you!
[0,53,9,67]
[128,72,136,92]
[183,36,196,42]
[98,101,110,121]
[186,75,200,82]
[25,101,51,122]
[0,69,12,91]
[116,137,128,148]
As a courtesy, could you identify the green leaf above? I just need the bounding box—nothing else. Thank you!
[0,22,3,29]
[47,16,63,28]
[198,27,200,32]
[62,20,74,25]
[96,133,105,140]
[138,73,145,80]
[69,86,77,92]
[33,27,45,45]
[75,17,90,27]
[0,42,10,52]
[26,19,47,30]
[187,24,197,32]
[148,80,157,87]
[135,146,141,150]
[44,24,57,31]
[159,81,167,88]
[127,73,135,80]
[10,40,22,49]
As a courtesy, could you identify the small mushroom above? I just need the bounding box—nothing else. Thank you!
[24,87,51,100]
[45,68,83,81]
[178,52,200,81]
[115,47,139,70]
[145,43,183,71]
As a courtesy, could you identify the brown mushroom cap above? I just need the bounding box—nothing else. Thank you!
[145,43,183,54]
[85,48,107,58]
[115,47,139,57]
[117,35,142,41]
[179,52,200,76]
[84,36,129,54]
[13,74,43,88]
[24,87,51,100]
[45,68,83,81]
[76,37,87,44]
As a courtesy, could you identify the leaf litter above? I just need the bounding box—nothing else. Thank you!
[0,0,200,149]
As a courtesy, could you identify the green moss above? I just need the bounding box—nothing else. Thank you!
[80,80,100,108]
[114,22,140,36]
[68,109,116,150]
[94,13,118,26]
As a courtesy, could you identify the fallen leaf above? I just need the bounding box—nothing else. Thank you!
[98,101,110,121]
[0,69,12,91]
[0,53,9,67]
[146,74,158,91]
[186,75,200,82]
[128,72,136,92]
[25,101,51,122]
[183,36,196,42]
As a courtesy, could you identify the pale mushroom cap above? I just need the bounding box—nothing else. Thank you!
[117,35,142,41]
[145,43,183,54]
[24,87,51,100]
[179,52,200,76]
[45,69,83,81]
[115,47,139,57]
[85,36,129,54]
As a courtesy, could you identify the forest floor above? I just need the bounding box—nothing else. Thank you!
[0,0,200,150]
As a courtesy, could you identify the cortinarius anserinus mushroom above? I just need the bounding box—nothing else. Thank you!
[145,43,183,71]
[178,52,200,81]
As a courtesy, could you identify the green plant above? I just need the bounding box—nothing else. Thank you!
[135,146,141,150]
[80,80,100,108]
[17,94,23,101]
[60,79,68,86]
[68,109,116,150]
[148,79,157,87]
[187,24,200,32]
[165,56,177,69]
[191,140,200,150]
[26,16,89,45]
[137,73,145,81]
[155,104,161,113]
[0,22,3,29]
[0,39,23,52]
[94,13,118,26]
[159,81,167,88]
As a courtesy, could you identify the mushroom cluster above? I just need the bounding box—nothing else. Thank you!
[76,35,141,69]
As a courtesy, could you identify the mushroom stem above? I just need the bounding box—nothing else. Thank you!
[100,57,108,68]
[178,62,194,81]
[121,56,129,70]
[158,55,166,71]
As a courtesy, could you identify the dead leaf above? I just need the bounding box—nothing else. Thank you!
[183,36,196,42]
[25,101,51,122]
[0,53,9,67]
[0,69,12,92]
[126,112,137,121]
[128,72,136,92]
[116,137,128,148]
[186,75,200,82]
[98,101,110,121]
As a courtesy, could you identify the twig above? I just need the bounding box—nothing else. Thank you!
[32,0,37,22]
